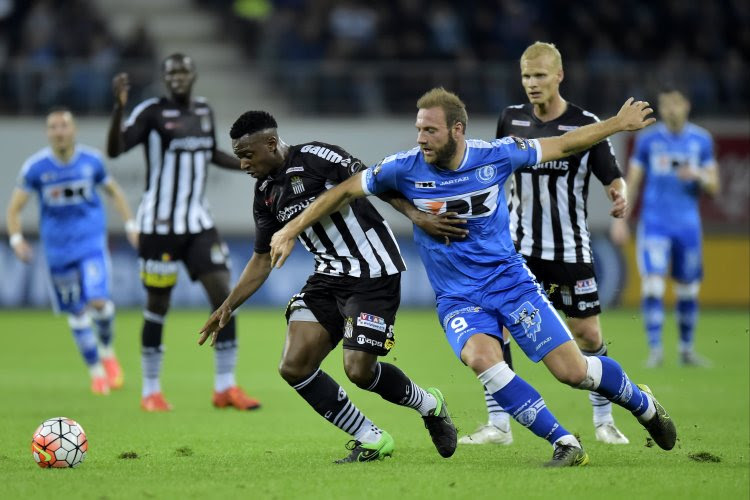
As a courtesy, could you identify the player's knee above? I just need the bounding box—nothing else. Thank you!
[641,275,665,298]
[461,339,504,375]
[675,281,700,300]
[146,292,171,316]
[551,358,588,386]
[278,357,310,384]
[343,358,376,388]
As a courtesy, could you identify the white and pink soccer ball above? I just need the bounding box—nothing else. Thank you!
[31,417,88,468]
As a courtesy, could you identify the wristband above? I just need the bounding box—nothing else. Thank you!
[9,233,23,248]
[125,219,138,232]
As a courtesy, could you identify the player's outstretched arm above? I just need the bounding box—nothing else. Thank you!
[538,98,655,163]
[106,73,129,158]
[5,188,33,262]
[270,172,366,268]
[198,251,272,346]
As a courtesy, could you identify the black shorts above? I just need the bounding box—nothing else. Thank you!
[522,255,601,318]
[138,228,229,292]
[284,273,400,356]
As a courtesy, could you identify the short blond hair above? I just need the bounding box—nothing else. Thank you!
[520,41,563,70]
[416,87,468,132]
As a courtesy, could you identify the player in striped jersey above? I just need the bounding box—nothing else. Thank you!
[269,88,677,467]
[460,42,630,446]
[198,110,457,463]
[107,53,260,412]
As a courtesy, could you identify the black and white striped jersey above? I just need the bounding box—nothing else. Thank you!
[497,102,622,263]
[121,96,217,235]
[253,142,406,278]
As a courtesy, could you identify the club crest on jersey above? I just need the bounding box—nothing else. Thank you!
[510,301,541,342]
[291,176,305,195]
[415,181,436,189]
[344,317,353,338]
[476,164,497,184]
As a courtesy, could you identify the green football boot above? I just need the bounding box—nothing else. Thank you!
[335,430,395,463]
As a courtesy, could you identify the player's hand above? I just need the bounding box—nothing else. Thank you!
[609,218,630,246]
[608,187,628,218]
[198,303,233,347]
[676,165,700,182]
[126,229,139,250]
[616,98,656,131]
[11,238,33,263]
[414,211,468,245]
[270,229,295,269]
[112,73,130,108]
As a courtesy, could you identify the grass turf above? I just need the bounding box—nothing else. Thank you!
[1,308,748,499]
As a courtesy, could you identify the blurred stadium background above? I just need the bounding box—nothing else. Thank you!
[1,0,748,310]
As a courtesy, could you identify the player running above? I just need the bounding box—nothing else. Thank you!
[6,108,137,395]
[611,85,719,367]
[269,87,677,467]
[198,111,457,463]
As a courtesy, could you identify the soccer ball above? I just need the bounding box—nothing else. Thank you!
[31,417,88,468]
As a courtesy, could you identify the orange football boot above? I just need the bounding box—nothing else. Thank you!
[102,357,124,389]
[91,376,110,395]
[212,386,261,410]
[141,392,173,412]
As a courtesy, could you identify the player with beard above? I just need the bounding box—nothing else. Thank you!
[269,87,678,467]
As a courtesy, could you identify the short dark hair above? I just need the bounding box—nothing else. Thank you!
[657,81,688,99]
[161,53,193,72]
[230,111,278,139]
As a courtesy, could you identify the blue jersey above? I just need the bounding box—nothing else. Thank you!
[362,137,541,299]
[18,145,110,267]
[631,122,714,230]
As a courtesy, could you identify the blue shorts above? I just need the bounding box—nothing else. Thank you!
[637,222,703,282]
[47,250,111,314]
[437,258,573,363]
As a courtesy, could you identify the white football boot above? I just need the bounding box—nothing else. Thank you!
[458,423,513,445]
[594,422,630,444]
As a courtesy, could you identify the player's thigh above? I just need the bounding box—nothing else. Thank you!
[437,298,503,362]
[48,263,86,314]
[342,274,400,357]
[138,234,182,293]
[636,225,671,276]
[281,320,333,373]
[671,227,703,282]
[183,228,230,281]
[78,250,111,304]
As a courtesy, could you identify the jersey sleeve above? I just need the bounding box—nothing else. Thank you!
[699,134,715,167]
[589,138,623,185]
[361,156,399,196]
[121,99,157,152]
[17,158,38,191]
[629,133,648,169]
[252,189,283,254]
[493,137,542,172]
[91,151,110,185]
[495,108,510,139]
[302,143,366,183]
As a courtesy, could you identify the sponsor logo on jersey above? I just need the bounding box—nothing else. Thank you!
[439,176,470,186]
[42,179,94,206]
[510,301,541,342]
[168,136,214,151]
[574,278,598,295]
[558,125,578,131]
[277,195,317,222]
[414,185,499,219]
[415,181,436,189]
[357,313,386,332]
[476,164,497,184]
[162,109,180,117]
[291,176,305,195]
[286,166,304,174]
[511,119,530,126]
[526,160,569,172]
[300,144,343,164]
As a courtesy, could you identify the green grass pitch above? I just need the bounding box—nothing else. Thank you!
[1,308,748,499]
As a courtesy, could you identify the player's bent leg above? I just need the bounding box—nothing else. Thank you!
[641,274,666,367]
[281,321,391,462]
[567,316,628,444]
[574,355,677,450]
[68,313,109,395]
[140,290,172,411]
[89,299,123,390]
[674,281,709,366]
[463,334,586,466]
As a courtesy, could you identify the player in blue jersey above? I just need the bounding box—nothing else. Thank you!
[269,88,678,466]
[6,108,138,395]
[611,86,719,367]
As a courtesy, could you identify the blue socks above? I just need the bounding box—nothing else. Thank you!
[581,356,652,419]
[677,297,698,349]
[642,296,664,349]
[68,314,99,366]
